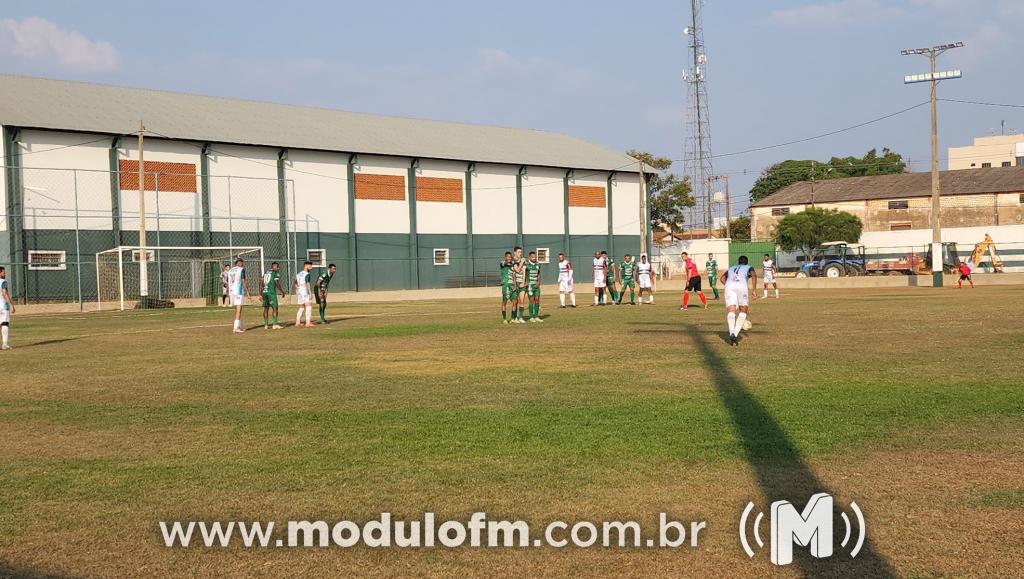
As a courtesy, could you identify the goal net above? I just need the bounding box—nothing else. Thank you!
[95,246,264,311]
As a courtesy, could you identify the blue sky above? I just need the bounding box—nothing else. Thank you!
[1,0,1022,213]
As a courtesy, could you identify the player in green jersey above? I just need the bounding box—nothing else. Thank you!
[499,252,517,323]
[314,263,337,324]
[705,253,720,300]
[259,261,286,329]
[513,246,527,324]
[601,251,620,305]
[616,254,638,305]
[524,251,544,322]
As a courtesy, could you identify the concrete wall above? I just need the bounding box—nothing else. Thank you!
[949,135,1024,170]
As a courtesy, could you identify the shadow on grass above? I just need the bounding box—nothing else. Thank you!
[0,563,78,578]
[684,323,896,577]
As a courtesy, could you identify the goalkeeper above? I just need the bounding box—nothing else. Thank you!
[315,263,337,324]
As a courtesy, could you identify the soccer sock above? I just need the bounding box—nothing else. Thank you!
[570,293,576,306]
[305,304,313,324]
[272,314,278,325]
[712,286,719,299]
[319,304,326,322]
[233,319,240,331]
[727,312,737,336]
[512,308,518,320]
[559,293,565,307]
[736,312,748,333]
[774,288,779,298]
[2,324,8,345]
[699,292,707,306]
[502,309,507,321]
[763,289,768,298]
[296,309,303,325]
[683,292,690,308]
[958,280,962,288]
[630,289,635,303]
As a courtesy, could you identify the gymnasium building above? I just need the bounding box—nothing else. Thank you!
[0,75,651,302]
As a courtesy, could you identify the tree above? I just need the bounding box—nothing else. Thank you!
[727,215,751,241]
[627,150,695,235]
[750,148,907,203]
[773,208,863,259]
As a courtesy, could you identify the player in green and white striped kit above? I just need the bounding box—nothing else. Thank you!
[315,264,337,324]
[706,253,720,300]
[616,254,638,305]
[259,261,286,330]
[499,252,517,323]
[524,251,544,322]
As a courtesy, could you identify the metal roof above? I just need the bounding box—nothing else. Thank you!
[0,74,642,173]
[751,166,1024,207]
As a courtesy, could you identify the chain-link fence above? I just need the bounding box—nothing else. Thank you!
[776,241,1024,276]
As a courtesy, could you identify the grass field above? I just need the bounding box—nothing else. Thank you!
[1,287,1022,578]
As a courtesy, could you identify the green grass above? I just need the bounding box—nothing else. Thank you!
[0,287,1022,577]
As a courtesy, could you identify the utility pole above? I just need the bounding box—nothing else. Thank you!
[706,176,714,237]
[902,42,963,288]
[137,120,149,303]
[638,159,647,255]
[724,175,732,238]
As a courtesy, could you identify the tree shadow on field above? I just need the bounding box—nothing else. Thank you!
[683,323,896,577]
[0,562,79,578]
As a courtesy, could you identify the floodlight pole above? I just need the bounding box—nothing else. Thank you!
[138,120,149,301]
[638,159,648,255]
[902,43,963,288]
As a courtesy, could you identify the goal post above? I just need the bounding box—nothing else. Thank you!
[95,246,264,311]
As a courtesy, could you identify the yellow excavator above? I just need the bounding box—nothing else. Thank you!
[967,234,1004,273]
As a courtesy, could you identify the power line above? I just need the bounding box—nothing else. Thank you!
[939,98,1024,109]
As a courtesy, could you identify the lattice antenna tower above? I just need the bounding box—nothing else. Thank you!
[683,0,715,235]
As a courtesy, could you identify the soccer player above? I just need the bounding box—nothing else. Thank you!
[500,252,517,323]
[957,260,975,289]
[679,252,708,310]
[220,264,230,307]
[617,254,638,305]
[0,266,14,350]
[557,253,576,308]
[513,246,527,323]
[602,251,620,305]
[227,258,247,334]
[294,261,314,328]
[705,253,720,300]
[592,251,605,306]
[524,251,544,322]
[259,261,286,330]
[762,254,779,299]
[637,253,655,304]
[315,263,337,323]
[721,255,759,346]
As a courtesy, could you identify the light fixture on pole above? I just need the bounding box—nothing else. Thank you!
[901,41,964,288]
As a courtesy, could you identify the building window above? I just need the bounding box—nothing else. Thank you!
[307,249,326,267]
[27,250,67,271]
[890,222,913,231]
[433,248,450,266]
[970,163,977,167]
[771,207,790,217]
[887,200,909,210]
[1019,193,1024,204]
[982,163,992,168]
[536,248,550,264]
[1002,161,1012,167]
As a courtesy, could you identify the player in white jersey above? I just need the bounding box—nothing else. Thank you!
[592,251,606,306]
[220,265,230,306]
[636,254,655,304]
[227,258,247,333]
[557,253,576,308]
[762,254,779,299]
[294,260,314,328]
[720,255,759,346]
[0,266,14,350]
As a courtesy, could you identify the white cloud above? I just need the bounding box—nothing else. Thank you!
[471,48,594,91]
[767,0,905,27]
[0,16,119,72]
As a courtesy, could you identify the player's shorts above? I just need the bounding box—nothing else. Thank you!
[959,274,971,281]
[558,277,574,293]
[295,292,311,306]
[685,275,702,292]
[0,309,9,324]
[621,278,635,290]
[638,276,652,289]
[501,284,517,302]
[527,285,540,298]
[261,293,278,309]
[594,272,606,288]
[707,274,718,285]
[763,273,776,284]
[228,292,244,307]
[724,286,749,308]
[315,289,328,304]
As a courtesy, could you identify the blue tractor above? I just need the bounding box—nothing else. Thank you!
[796,242,866,278]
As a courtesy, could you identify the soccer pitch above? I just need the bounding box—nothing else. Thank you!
[1,288,1022,577]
